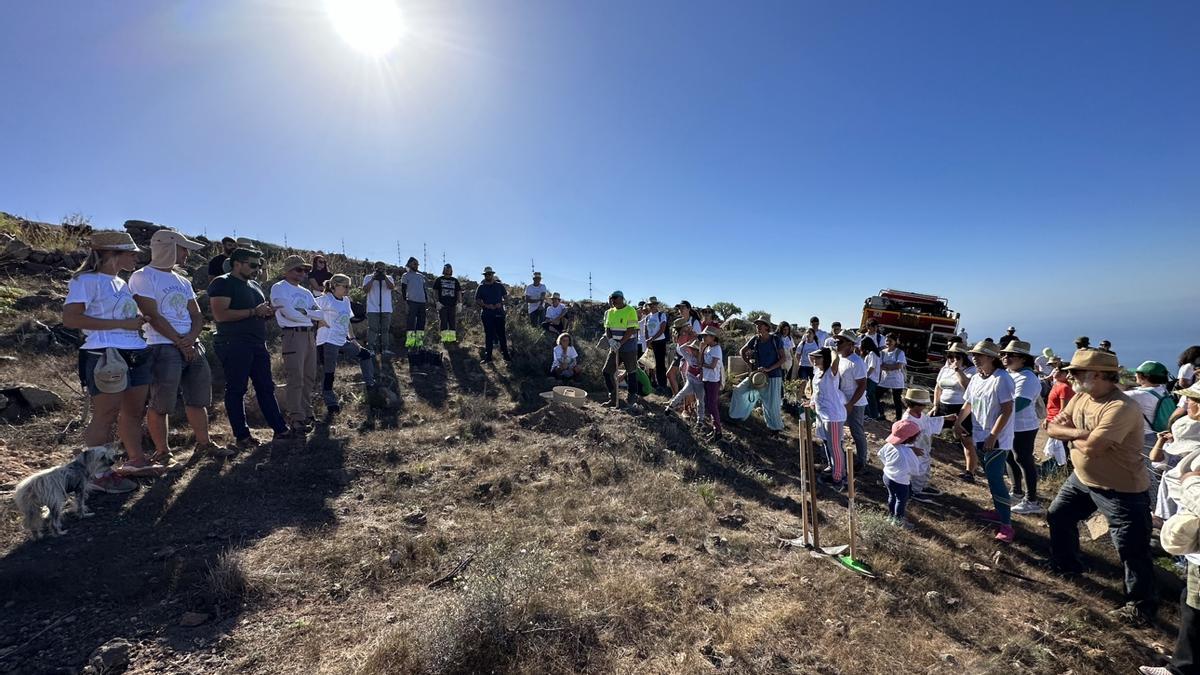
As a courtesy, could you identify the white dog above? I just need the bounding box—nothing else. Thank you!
[13,443,125,539]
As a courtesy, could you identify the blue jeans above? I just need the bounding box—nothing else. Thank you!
[729,377,784,431]
[977,445,1012,525]
[846,405,868,468]
[215,340,288,439]
[865,380,881,419]
[1048,472,1157,615]
[886,478,910,520]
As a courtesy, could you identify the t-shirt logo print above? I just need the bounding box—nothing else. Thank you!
[162,291,189,315]
[118,296,139,319]
[334,312,351,331]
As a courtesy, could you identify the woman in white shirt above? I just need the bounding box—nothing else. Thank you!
[62,232,155,488]
[805,348,848,488]
[1179,346,1200,390]
[551,333,581,380]
[953,341,1016,543]
[316,274,375,413]
[700,328,724,441]
[776,322,795,381]
[935,342,979,482]
[859,336,883,421]
[878,334,908,421]
[1000,341,1046,515]
[795,328,820,382]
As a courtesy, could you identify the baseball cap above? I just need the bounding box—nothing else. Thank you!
[610,290,624,299]
[1136,361,1169,379]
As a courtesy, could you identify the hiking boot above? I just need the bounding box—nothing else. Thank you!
[995,525,1015,543]
[1109,603,1153,627]
[1011,499,1044,515]
[235,435,262,451]
[957,471,976,483]
[90,471,138,494]
[196,441,235,459]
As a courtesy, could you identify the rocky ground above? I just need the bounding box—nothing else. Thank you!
[0,214,1188,674]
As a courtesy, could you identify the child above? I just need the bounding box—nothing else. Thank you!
[901,387,956,503]
[667,338,705,422]
[805,347,847,489]
[315,274,376,413]
[700,327,724,441]
[878,419,922,526]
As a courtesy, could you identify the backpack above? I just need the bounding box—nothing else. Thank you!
[748,335,785,369]
[1146,390,1178,433]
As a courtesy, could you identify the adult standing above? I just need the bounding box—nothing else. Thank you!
[315,274,375,413]
[808,316,829,348]
[63,232,157,492]
[400,257,428,350]
[271,255,320,435]
[879,334,908,421]
[1001,341,1045,515]
[860,336,884,421]
[1127,361,1174,503]
[209,248,291,447]
[953,340,1016,543]
[822,321,846,348]
[935,343,979,482]
[434,264,462,344]
[676,301,702,335]
[1075,336,1092,351]
[1098,339,1114,354]
[859,319,882,351]
[475,266,510,362]
[307,255,332,294]
[644,297,669,390]
[207,236,238,277]
[833,332,870,469]
[129,229,230,461]
[1035,347,1055,377]
[363,261,396,357]
[602,290,642,409]
[776,322,795,381]
[998,326,1019,349]
[524,272,548,327]
[700,327,725,440]
[729,318,786,433]
[1046,349,1156,625]
[795,327,820,383]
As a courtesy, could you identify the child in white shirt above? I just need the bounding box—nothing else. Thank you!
[878,419,922,526]
[805,348,847,487]
[900,388,957,501]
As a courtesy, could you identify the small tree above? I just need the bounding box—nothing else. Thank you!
[710,302,742,322]
[745,310,772,324]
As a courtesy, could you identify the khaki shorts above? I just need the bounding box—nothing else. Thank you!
[148,343,213,413]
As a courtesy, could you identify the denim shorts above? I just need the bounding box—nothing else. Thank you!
[81,348,154,396]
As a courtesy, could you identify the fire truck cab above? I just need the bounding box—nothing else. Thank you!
[860,289,960,387]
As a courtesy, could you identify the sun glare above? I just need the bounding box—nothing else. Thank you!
[325,0,406,57]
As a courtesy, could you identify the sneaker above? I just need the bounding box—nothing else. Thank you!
[956,471,976,483]
[235,435,261,451]
[977,509,1003,523]
[1109,603,1153,627]
[196,441,235,459]
[89,471,138,494]
[917,486,943,497]
[1011,499,1044,515]
[1139,666,1174,674]
[1011,490,1025,501]
[995,525,1015,543]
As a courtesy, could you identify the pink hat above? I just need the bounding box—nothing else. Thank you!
[886,419,920,446]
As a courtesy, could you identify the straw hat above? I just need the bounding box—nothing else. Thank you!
[946,342,969,356]
[89,231,141,252]
[1062,349,1120,373]
[748,371,768,389]
[1180,383,1200,402]
[902,388,932,405]
[832,332,855,344]
[968,340,1002,359]
[684,339,702,351]
[538,385,588,407]
[886,419,920,446]
[700,326,722,338]
[280,255,312,272]
[752,317,775,330]
[1160,512,1200,556]
[1000,340,1033,356]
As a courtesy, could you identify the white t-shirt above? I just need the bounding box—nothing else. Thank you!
[937,364,977,405]
[1034,355,1053,377]
[524,284,548,312]
[1010,368,1044,433]
[270,280,318,328]
[363,274,395,313]
[1180,363,1196,387]
[811,328,829,347]
[65,272,146,350]
[822,332,844,349]
[902,410,946,452]
[315,293,354,347]
[812,367,847,423]
[877,442,921,485]
[964,369,1016,448]
[702,344,724,382]
[1127,385,1169,436]
[552,344,579,370]
[864,352,882,383]
[544,303,567,322]
[879,348,907,389]
[797,339,820,367]
[401,271,428,303]
[637,316,648,348]
[127,266,196,346]
[836,353,868,407]
[645,312,667,342]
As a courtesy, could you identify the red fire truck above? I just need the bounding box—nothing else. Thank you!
[860,289,960,387]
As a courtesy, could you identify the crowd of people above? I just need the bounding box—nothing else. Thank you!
[58,230,1200,673]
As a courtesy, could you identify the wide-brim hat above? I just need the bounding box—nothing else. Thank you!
[149,229,204,251]
[902,388,932,405]
[482,266,495,275]
[89,231,142,252]
[684,339,702,351]
[968,340,1002,359]
[1180,383,1200,402]
[647,296,659,305]
[886,419,921,446]
[1000,340,1033,356]
[280,254,312,272]
[946,342,970,356]
[539,385,588,407]
[1062,348,1120,373]
[673,318,689,330]
[832,332,855,344]
[330,273,351,287]
[753,317,775,330]
[748,371,768,389]
[700,326,722,338]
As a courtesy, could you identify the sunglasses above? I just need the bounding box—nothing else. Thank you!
[240,261,261,269]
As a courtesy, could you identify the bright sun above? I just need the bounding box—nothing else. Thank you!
[325,0,406,57]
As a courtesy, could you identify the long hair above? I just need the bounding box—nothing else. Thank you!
[776,321,792,338]
[1180,346,1200,368]
[859,336,880,356]
[72,249,119,279]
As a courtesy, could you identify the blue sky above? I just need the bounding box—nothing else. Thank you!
[1,1,1197,364]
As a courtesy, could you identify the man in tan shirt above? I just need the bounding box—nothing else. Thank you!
[1046,349,1156,625]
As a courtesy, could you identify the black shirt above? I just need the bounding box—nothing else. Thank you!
[435,275,461,306]
[207,254,229,277]
[208,274,267,343]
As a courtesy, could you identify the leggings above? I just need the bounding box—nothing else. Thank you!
[1007,428,1040,500]
[821,420,845,483]
[881,387,905,420]
[865,379,881,419]
[886,478,910,520]
[703,381,721,433]
[978,445,1012,525]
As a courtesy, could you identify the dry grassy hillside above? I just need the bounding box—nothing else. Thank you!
[0,216,1185,674]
